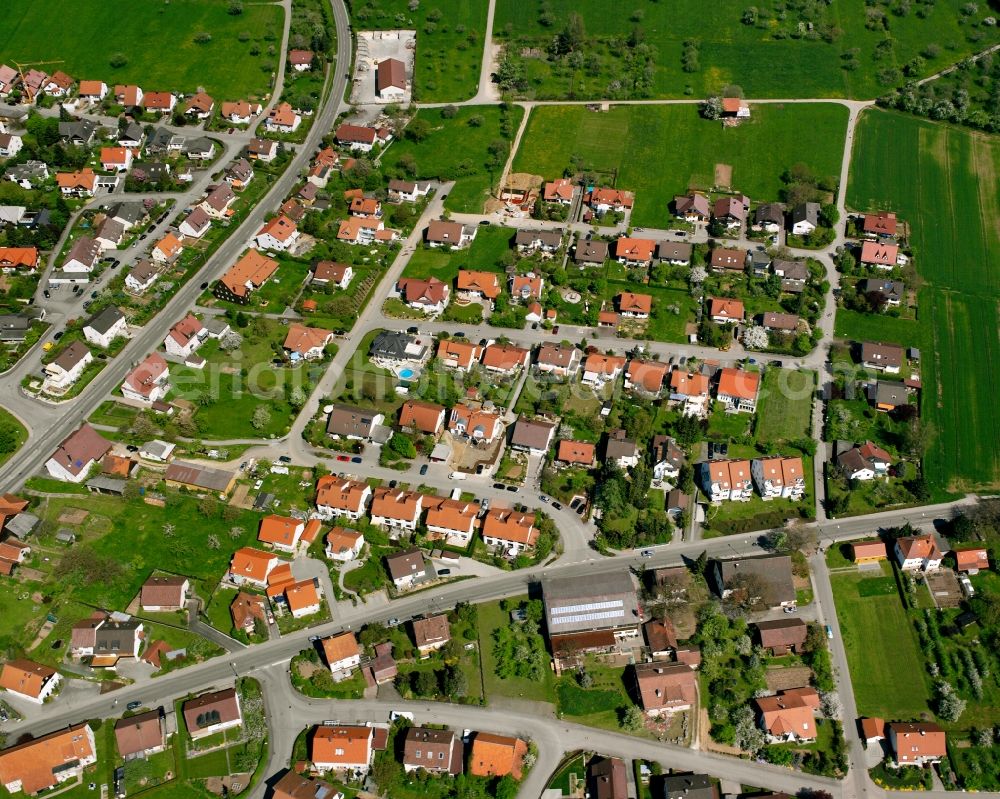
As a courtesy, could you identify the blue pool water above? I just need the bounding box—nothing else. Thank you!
[399,368,415,379]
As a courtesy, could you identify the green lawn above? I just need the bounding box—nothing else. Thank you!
[848,110,1000,491]
[512,104,848,227]
[0,0,282,98]
[830,562,932,718]
[755,368,815,444]
[403,225,515,283]
[26,493,264,613]
[478,597,556,704]
[493,0,1000,99]
[381,105,525,213]
[556,657,636,732]
[169,319,327,440]
[0,406,27,469]
[351,0,486,102]
[833,309,921,345]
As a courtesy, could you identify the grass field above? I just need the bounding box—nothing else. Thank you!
[833,309,921,345]
[351,0,486,102]
[477,597,556,704]
[382,105,524,213]
[830,562,932,718]
[493,0,1000,99]
[847,110,1000,491]
[402,225,514,284]
[755,368,815,444]
[0,0,282,98]
[512,104,847,227]
[0,407,27,469]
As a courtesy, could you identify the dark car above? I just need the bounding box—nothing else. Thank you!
[552,325,560,335]
[492,482,505,490]
[43,290,50,299]
[126,701,142,711]
[53,331,64,340]
[200,281,209,289]
[126,445,139,453]
[506,485,518,492]
[453,331,466,338]
[438,568,451,575]
[278,455,292,464]
[111,259,120,268]
[720,443,729,456]
[351,456,362,463]
[479,219,490,226]
[90,291,98,299]
[419,464,428,475]
[552,501,562,510]
[389,480,397,489]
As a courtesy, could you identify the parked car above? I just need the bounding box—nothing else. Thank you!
[336,454,350,462]
[492,482,505,490]
[506,485,518,492]
[438,568,451,575]
[351,456,362,464]
[278,455,292,463]
[126,701,142,711]
[551,501,562,510]
[641,549,654,557]
[419,464,428,475]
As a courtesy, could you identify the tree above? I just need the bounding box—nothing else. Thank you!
[723,573,769,615]
[219,330,243,351]
[560,12,587,52]
[288,386,307,409]
[162,523,176,539]
[700,96,723,119]
[413,669,438,696]
[207,534,221,550]
[495,776,519,799]
[442,665,467,697]
[230,526,245,540]
[405,117,431,142]
[199,497,217,518]
[620,705,645,730]
[732,704,765,752]
[936,681,966,721]
[251,406,271,431]
[693,550,709,576]
[742,325,769,350]
[229,0,244,14]
[388,433,416,459]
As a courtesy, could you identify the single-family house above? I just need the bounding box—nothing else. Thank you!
[709,248,746,273]
[754,618,808,655]
[121,353,170,404]
[325,404,385,442]
[713,197,746,228]
[707,297,745,324]
[656,241,692,265]
[850,540,888,564]
[536,343,581,377]
[0,724,96,796]
[481,508,537,555]
[860,240,900,270]
[424,497,480,543]
[755,688,819,742]
[179,207,211,239]
[311,725,375,775]
[633,662,697,715]
[514,228,563,253]
[582,353,626,386]
[324,527,365,562]
[468,733,527,779]
[668,369,711,416]
[588,187,633,214]
[126,260,160,294]
[557,439,596,468]
[674,193,710,223]
[403,726,462,774]
[574,238,609,265]
[716,367,760,413]
[283,323,334,360]
[396,277,450,315]
[426,219,475,248]
[399,399,446,435]
[228,547,280,588]
[152,232,183,264]
[62,235,101,272]
[863,211,898,238]
[311,261,353,289]
[860,341,904,374]
[510,417,556,456]
[448,404,503,443]
[214,249,279,304]
[257,515,305,553]
[482,343,531,374]
[837,440,893,481]
[954,547,989,574]
[895,534,943,572]
[754,203,785,233]
[0,659,61,704]
[184,91,214,119]
[43,342,92,392]
[45,424,111,483]
[321,632,361,674]
[334,123,391,152]
[613,237,655,266]
[625,359,670,396]
[387,179,432,202]
[266,102,301,133]
[617,291,652,318]
[183,688,242,740]
[790,202,820,235]
[386,548,426,590]
[411,614,451,657]
[888,722,946,766]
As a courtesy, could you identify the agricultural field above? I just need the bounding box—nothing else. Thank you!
[847,110,1000,491]
[492,0,1000,100]
[830,562,932,719]
[381,104,524,213]
[755,368,815,445]
[0,0,283,98]
[350,0,487,102]
[512,103,847,227]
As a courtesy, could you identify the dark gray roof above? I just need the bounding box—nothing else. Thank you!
[859,278,904,302]
[184,136,215,154]
[543,571,639,635]
[94,619,142,654]
[0,313,34,341]
[369,330,426,362]
[660,773,716,799]
[868,380,907,407]
[6,160,49,182]
[120,122,145,142]
[574,239,608,264]
[656,241,692,261]
[514,228,562,248]
[58,119,97,143]
[510,417,555,450]
[713,554,795,606]
[108,201,147,226]
[772,259,808,281]
[791,202,821,226]
[85,306,125,335]
[754,202,785,226]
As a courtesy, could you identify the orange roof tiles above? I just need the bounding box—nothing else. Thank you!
[557,439,596,465]
[257,515,303,548]
[468,733,527,779]
[717,367,760,401]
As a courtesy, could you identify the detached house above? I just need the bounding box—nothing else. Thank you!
[482,343,531,374]
[121,353,170,405]
[0,659,61,704]
[861,240,900,270]
[790,202,820,235]
[311,261,353,289]
[324,527,365,562]
[257,515,305,553]
[536,343,581,377]
[321,632,361,674]
[837,440,892,481]
[143,91,177,114]
[184,91,214,119]
[755,688,820,742]
[626,359,670,396]
[708,297,745,324]
[43,342,93,393]
[283,323,334,360]
[411,615,451,657]
[710,248,746,273]
[588,187,634,214]
[45,424,111,483]
[426,219,475,248]
[222,100,262,125]
[84,306,127,346]
[152,232,184,264]
[56,168,97,197]
[954,547,989,574]
[617,291,652,319]
[894,534,943,572]
[311,725,375,776]
[543,178,575,204]
[448,404,503,443]
[403,727,462,774]
[78,80,108,103]
[266,102,301,133]
[200,183,236,220]
[228,547,280,587]
[674,193,710,223]
[716,367,760,413]
[386,548,427,590]
[335,123,391,152]
[713,196,746,228]
[183,688,242,740]
[396,277,450,315]
[437,338,484,371]
[888,722,946,766]
[326,404,385,442]
[669,369,711,416]
[387,179,431,202]
[0,724,96,796]
[614,237,655,266]
[140,575,190,612]
[215,249,279,304]
[557,439,596,468]
[861,341,904,374]
[634,662,697,715]
[179,207,211,239]
[399,399,446,435]
[582,353,626,386]
[863,211,898,238]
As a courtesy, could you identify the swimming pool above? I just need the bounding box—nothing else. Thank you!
[398,368,415,380]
